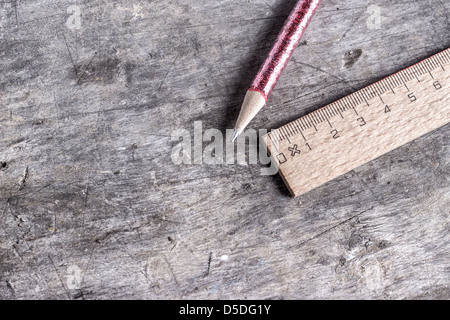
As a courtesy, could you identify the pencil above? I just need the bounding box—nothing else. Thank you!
[232,0,322,142]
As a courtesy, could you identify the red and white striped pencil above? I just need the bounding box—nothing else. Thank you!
[232,0,322,142]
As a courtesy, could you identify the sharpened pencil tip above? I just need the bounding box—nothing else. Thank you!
[231,128,241,142]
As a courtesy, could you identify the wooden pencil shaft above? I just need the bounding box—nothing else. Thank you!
[250,0,322,99]
[233,0,321,135]
[234,90,266,131]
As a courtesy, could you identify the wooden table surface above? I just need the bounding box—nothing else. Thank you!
[0,0,448,299]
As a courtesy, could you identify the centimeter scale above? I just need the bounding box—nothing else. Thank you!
[263,49,450,198]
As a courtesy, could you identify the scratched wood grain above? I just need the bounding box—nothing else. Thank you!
[0,0,449,300]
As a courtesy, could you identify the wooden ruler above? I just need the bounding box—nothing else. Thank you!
[263,49,450,198]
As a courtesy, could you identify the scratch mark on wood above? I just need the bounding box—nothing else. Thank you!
[17,166,29,190]
[48,254,71,299]
[158,54,178,91]
[76,53,97,85]
[204,252,213,277]
[298,207,374,247]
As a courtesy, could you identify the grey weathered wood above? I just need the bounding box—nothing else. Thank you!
[0,0,449,300]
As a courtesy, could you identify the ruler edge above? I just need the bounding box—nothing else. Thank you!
[262,48,450,198]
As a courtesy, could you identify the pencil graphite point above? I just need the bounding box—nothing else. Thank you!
[231,128,242,142]
[232,90,267,140]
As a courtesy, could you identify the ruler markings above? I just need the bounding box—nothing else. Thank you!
[374,82,383,96]
[312,111,321,124]
[378,80,388,96]
[284,125,292,137]
[299,128,306,141]
[284,126,290,139]
[285,125,292,138]
[353,93,363,108]
[424,58,434,74]
[304,115,313,129]
[435,54,442,64]
[291,121,300,134]
[279,127,285,139]
[274,130,281,144]
[296,119,304,131]
[437,55,447,71]
[307,114,315,128]
[359,90,370,105]
[263,49,450,197]
[361,88,371,105]
[393,73,403,88]
[327,104,335,117]
[319,109,328,122]
[311,117,318,131]
[312,112,322,125]
[417,61,428,76]
[280,126,287,140]
[355,92,364,106]
[333,102,341,115]
[347,94,358,109]
[325,106,334,120]
[418,60,428,77]
[268,134,279,153]
[295,122,302,134]
[288,123,296,136]
[335,99,344,113]
[432,55,441,68]
[398,72,409,90]
[315,110,324,123]
[300,117,308,130]
[299,117,308,130]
